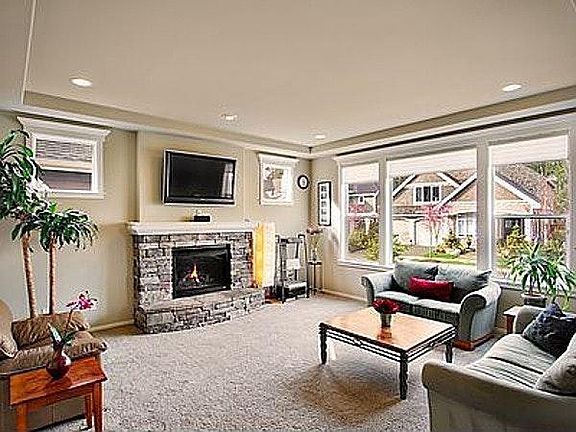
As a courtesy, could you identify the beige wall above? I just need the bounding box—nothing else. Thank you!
[135,131,310,236]
[0,115,310,326]
[0,111,137,325]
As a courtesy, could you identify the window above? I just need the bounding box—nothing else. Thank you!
[342,162,380,263]
[491,134,569,277]
[413,184,441,204]
[389,149,477,266]
[18,117,109,197]
[337,117,576,282]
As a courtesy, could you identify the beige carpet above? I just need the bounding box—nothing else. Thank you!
[48,294,492,431]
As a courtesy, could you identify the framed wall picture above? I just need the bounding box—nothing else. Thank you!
[258,154,298,205]
[317,181,332,226]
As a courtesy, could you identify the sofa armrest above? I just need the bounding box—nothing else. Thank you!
[460,281,501,314]
[422,360,576,430]
[361,271,394,305]
[513,305,544,334]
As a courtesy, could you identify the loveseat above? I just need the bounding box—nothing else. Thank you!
[0,299,107,431]
[422,306,576,432]
[362,261,501,349]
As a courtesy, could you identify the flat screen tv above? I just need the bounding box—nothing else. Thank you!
[163,150,236,205]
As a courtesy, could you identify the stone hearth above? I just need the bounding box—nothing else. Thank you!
[129,222,264,333]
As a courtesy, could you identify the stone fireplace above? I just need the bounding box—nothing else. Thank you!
[129,222,264,333]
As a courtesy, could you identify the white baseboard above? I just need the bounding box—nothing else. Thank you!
[321,289,365,303]
[90,319,134,332]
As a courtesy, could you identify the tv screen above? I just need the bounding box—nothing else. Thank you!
[163,150,236,205]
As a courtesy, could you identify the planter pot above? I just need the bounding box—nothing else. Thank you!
[46,346,71,379]
[380,313,393,328]
[522,293,546,308]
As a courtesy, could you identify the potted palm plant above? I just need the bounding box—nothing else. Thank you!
[38,204,98,314]
[506,243,576,307]
[0,130,47,318]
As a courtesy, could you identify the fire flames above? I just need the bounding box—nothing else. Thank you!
[187,264,200,284]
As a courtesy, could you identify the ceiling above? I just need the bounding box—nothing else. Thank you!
[24,0,576,147]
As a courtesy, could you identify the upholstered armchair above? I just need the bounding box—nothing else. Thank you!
[0,299,107,431]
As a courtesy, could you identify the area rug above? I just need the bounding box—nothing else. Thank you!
[48,294,492,431]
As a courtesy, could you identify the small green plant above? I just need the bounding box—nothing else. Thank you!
[392,234,408,259]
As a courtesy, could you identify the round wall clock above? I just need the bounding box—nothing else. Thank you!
[297,174,310,190]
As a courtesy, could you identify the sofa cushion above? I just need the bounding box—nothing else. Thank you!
[0,331,107,376]
[467,334,556,388]
[0,301,17,360]
[536,333,576,395]
[523,303,576,358]
[412,299,461,327]
[435,266,490,303]
[408,276,453,302]
[392,261,437,291]
[11,312,90,350]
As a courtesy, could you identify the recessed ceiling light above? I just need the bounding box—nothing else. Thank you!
[221,113,238,121]
[502,83,522,92]
[314,134,326,140]
[70,77,93,87]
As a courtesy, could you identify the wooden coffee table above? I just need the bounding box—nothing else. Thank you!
[319,309,455,400]
[9,356,107,432]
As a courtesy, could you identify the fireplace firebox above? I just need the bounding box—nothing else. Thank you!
[172,245,232,298]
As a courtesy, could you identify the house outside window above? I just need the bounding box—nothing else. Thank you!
[18,117,109,198]
[491,135,569,277]
[342,163,380,263]
[390,149,477,266]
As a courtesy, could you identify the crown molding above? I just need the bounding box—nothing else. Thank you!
[2,91,312,158]
[312,86,576,158]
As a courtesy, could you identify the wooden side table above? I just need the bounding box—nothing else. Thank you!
[9,356,107,432]
[503,306,522,334]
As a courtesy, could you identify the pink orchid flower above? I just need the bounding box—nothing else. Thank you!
[66,290,97,311]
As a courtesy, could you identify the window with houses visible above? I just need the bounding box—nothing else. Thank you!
[342,162,380,263]
[389,149,477,266]
[491,135,569,278]
[413,184,441,204]
[18,118,109,197]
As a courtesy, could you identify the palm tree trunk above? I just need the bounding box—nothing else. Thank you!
[21,233,38,318]
[48,241,56,314]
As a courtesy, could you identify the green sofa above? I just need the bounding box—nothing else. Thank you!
[422,306,576,432]
[362,261,501,349]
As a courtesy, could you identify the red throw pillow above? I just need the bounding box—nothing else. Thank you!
[408,276,453,302]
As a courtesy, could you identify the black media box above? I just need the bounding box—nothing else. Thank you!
[192,214,211,222]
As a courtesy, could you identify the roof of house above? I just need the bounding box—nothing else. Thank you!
[350,165,557,216]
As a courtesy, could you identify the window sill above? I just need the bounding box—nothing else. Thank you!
[337,259,392,272]
[48,191,105,200]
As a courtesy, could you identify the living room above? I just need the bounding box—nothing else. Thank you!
[1,1,576,431]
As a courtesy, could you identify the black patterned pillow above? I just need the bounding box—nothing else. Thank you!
[523,303,576,358]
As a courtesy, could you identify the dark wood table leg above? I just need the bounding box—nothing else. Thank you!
[319,324,327,364]
[399,353,408,400]
[506,315,514,334]
[85,393,93,429]
[445,339,454,363]
[16,404,27,432]
[94,382,103,432]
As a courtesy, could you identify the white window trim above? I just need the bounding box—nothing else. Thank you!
[336,111,576,278]
[17,117,110,199]
[412,183,442,205]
